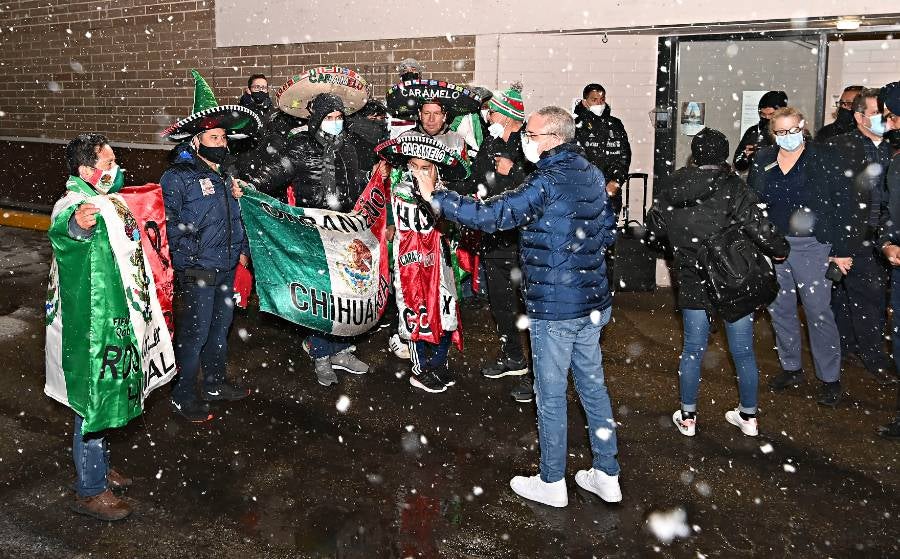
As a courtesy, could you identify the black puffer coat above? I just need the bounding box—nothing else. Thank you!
[247,94,369,212]
[649,165,789,310]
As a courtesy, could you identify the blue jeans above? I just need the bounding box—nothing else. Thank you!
[530,307,619,483]
[73,415,107,498]
[172,268,236,405]
[678,309,759,415]
[409,332,453,374]
[305,334,353,359]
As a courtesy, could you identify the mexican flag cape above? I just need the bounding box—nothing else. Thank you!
[45,177,176,434]
[391,180,462,350]
[239,173,391,336]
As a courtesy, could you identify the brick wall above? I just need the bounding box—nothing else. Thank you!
[0,0,475,146]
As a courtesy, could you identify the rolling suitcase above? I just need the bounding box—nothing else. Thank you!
[610,173,656,292]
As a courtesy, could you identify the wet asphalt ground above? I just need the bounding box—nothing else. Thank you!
[0,225,897,558]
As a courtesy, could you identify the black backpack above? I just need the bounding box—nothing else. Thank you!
[696,222,780,322]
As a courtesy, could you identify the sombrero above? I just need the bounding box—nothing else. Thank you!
[275,66,369,118]
[375,131,471,181]
[162,70,261,142]
[386,79,483,120]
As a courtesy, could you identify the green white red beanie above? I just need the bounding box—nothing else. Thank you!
[488,82,525,122]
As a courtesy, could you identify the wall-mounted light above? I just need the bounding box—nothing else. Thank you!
[835,17,861,30]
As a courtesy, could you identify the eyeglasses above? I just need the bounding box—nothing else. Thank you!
[250,85,269,92]
[522,131,557,139]
[772,126,804,136]
[835,100,854,108]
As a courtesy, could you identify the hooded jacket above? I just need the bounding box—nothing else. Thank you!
[573,101,631,186]
[432,143,615,320]
[247,93,369,212]
[160,143,248,273]
[649,166,788,310]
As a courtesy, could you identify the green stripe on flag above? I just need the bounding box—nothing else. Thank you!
[240,188,332,332]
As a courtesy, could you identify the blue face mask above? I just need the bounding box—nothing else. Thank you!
[775,131,804,152]
[320,118,344,136]
[867,114,885,137]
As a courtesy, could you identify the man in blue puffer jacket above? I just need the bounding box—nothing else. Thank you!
[161,130,251,422]
[416,106,623,508]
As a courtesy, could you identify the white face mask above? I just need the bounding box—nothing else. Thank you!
[488,122,505,138]
[320,118,344,136]
[588,104,606,116]
[521,135,541,163]
[480,109,490,124]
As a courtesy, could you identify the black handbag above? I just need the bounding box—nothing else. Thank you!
[696,222,780,322]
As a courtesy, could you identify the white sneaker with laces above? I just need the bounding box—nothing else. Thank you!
[672,410,696,437]
[389,334,411,360]
[574,468,622,503]
[509,474,568,508]
[725,409,758,436]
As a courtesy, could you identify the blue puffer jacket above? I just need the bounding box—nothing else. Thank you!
[160,145,248,272]
[433,143,616,320]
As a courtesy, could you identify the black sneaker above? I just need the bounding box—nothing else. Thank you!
[817,381,843,407]
[172,400,214,422]
[433,364,456,387]
[768,369,804,391]
[482,357,529,379]
[202,382,250,402]
[510,378,534,403]
[876,418,900,440]
[409,369,447,393]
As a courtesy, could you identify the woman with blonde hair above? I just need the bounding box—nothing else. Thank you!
[747,107,853,407]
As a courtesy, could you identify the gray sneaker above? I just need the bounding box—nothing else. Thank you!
[315,356,338,386]
[331,350,369,375]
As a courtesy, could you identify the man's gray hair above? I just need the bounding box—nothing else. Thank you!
[535,106,576,142]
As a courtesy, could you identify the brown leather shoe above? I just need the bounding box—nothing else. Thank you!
[71,488,132,521]
[107,468,133,490]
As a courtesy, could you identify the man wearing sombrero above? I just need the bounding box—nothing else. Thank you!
[160,70,261,421]
[251,81,374,387]
[376,132,470,393]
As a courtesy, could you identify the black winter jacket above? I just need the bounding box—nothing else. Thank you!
[747,143,852,257]
[466,130,529,258]
[733,123,776,173]
[573,102,631,186]
[649,166,789,310]
[248,125,369,212]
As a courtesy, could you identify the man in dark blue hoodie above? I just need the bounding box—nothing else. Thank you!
[415,106,623,508]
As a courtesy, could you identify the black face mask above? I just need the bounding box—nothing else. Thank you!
[197,144,230,165]
[835,107,855,126]
[884,128,900,150]
[250,91,271,106]
[400,72,419,82]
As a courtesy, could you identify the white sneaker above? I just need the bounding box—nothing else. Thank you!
[389,333,410,360]
[725,409,758,437]
[574,468,622,503]
[672,410,696,437]
[509,474,568,508]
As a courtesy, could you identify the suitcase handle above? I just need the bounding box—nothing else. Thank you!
[622,172,650,225]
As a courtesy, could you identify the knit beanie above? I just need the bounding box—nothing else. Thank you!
[488,82,525,122]
[879,81,900,115]
[691,127,730,166]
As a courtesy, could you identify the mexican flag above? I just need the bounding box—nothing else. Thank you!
[240,173,391,336]
[45,177,176,434]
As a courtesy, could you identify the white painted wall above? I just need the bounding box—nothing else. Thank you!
[823,38,900,125]
[216,0,900,47]
[474,33,658,216]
